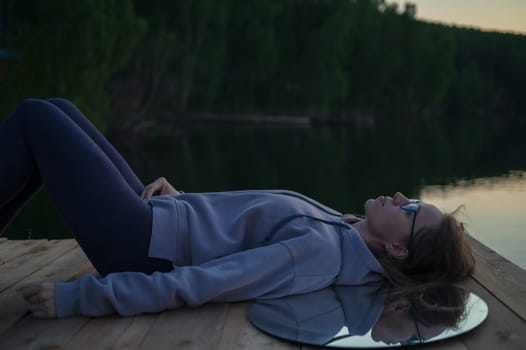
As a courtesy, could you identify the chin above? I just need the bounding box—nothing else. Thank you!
[364,198,374,215]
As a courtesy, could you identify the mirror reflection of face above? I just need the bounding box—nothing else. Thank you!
[371,298,447,345]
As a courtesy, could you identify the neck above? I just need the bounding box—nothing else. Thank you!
[352,219,383,253]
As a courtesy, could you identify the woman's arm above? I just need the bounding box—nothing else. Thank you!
[26,243,295,318]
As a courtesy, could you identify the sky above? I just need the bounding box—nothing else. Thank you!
[389,0,526,34]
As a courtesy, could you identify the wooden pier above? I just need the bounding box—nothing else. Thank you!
[0,236,524,349]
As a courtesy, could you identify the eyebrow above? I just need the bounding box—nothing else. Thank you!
[416,204,440,227]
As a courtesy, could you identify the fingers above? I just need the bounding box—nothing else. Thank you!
[20,282,57,319]
[141,181,159,199]
[140,186,154,199]
[21,283,52,300]
[20,283,42,300]
[141,177,184,199]
[29,303,55,319]
[141,177,170,199]
[28,293,47,304]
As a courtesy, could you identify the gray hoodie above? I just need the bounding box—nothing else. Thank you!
[55,190,384,317]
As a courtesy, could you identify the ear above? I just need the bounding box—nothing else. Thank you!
[386,297,411,313]
[385,242,409,260]
[394,298,411,312]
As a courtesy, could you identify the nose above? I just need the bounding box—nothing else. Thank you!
[393,192,409,205]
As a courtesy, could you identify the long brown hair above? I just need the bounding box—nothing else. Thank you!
[374,209,475,287]
[386,283,469,328]
[413,284,469,329]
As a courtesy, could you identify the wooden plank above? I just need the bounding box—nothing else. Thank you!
[63,316,135,349]
[0,239,77,292]
[468,235,526,321]
[0,246,93,335]
[0,237,523,350]
[11,245,93,285]
[217,302,299,350]
[111,315,159,349]
[0,239,48,265]
[139,303,228,349]
[421,341,470,350]
[0,316,87,349]
[456,278,526,350]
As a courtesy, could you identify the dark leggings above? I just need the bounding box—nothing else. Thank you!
[0,98,173,275]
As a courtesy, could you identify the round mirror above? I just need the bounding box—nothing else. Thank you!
[248,283,488,348]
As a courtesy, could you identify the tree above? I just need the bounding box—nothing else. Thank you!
[0,0,146,128]
[219,0,281,113]
[132,0,230,116]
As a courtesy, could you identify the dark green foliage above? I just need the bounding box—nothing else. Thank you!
[129,0,525,119]
[0,0,146,128]
[1,0,525,126]
[445,26,526,117]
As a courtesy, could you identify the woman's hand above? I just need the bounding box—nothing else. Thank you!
[21,282,57,319]
[141,177,182,199]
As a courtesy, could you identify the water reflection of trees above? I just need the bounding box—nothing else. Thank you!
[111,116,526,214]
[6,115,526,239]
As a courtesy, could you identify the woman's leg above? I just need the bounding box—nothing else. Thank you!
[45,98,144,194]
[0,99,172,275]
[0,97,144,236]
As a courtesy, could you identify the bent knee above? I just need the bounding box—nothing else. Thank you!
[19,98,62,109]
[19,97,72,110]
[15,98,50,116]
[46,97,74,107]
[15,98,67,125]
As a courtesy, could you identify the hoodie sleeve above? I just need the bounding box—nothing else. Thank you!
[54,243,295,318]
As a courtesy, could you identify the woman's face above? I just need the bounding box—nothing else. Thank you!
[371,300,416,344]
[371,299,447,345]
[364,192,442,251]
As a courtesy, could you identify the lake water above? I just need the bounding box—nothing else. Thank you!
[422,172,526,269]
[4,117,526,270]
